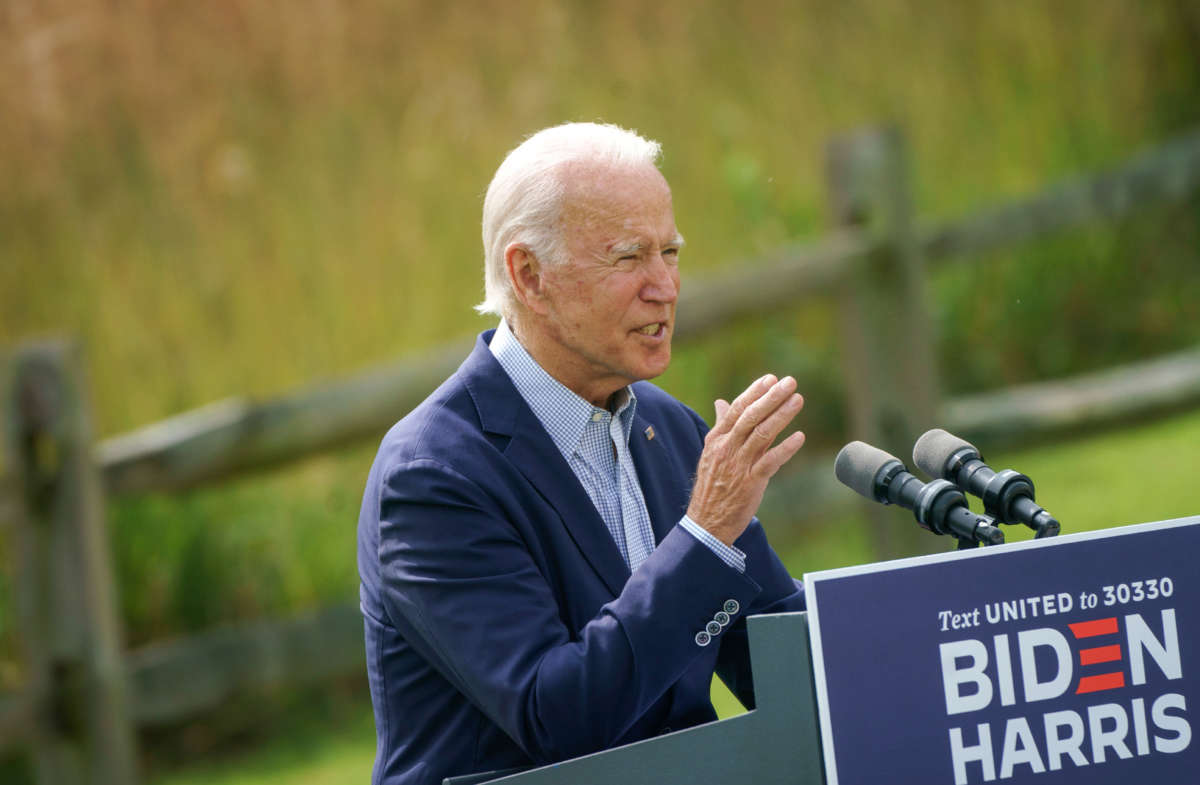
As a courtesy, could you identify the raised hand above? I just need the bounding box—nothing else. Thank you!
[686,374,806,545]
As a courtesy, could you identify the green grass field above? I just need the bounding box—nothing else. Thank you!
[148,406,1200,784]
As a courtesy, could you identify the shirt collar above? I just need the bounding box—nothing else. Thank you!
[489,319,638,460]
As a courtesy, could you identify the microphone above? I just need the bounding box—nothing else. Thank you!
[835,441,1004,547]
[912,428,1060,538]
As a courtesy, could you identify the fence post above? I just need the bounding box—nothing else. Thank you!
[2,341,139,785]
[826,128,941,559]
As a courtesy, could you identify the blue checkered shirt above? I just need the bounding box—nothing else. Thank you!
[489,320,745,572]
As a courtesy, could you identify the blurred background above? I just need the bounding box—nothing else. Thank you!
[3,0,1200,782]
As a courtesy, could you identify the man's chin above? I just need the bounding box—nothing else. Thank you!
[633,349,672,382]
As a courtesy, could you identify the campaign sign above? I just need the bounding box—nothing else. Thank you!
[805,515,1199,785]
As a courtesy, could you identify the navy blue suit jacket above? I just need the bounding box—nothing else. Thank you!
[357,331,806,785]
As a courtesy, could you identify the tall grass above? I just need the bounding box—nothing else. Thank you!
[3,0,1199,435]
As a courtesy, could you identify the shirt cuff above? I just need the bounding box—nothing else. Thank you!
[679,515,747,573]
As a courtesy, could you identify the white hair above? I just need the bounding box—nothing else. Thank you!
[476,122,663,321]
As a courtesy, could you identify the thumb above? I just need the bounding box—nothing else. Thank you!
[714,398,730,421]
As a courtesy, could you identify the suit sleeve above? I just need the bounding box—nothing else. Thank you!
[375,457,765,764]
[677,404,808,708]
[712,517,807,708]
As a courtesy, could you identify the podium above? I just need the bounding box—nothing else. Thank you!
[446,612,826,785]
[447,515,1199,785]
[805,515,1199,785]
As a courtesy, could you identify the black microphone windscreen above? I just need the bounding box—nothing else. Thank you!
[912,428,975,478]
[835,441,900,499]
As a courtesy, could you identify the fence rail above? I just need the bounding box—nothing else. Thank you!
[82,340,1190,729]
[5,124,1200,781]
[942,343,1200,445]
[920,127,1200,263]
[760,342,1200,525]
[94,341,1200,730]
[126,604,364,726]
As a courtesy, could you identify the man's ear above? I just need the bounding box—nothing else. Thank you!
[505,243,550,316]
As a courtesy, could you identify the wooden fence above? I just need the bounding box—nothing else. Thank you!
[4,125,1200,783]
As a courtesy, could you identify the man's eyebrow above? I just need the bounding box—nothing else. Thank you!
[610,241,644,257]
[609,234,685,256]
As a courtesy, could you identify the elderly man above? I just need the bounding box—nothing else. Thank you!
[357,122,808,785]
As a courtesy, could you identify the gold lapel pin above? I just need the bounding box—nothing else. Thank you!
[644,425,655,441]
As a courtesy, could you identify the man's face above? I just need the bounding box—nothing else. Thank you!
[535,162,682,407]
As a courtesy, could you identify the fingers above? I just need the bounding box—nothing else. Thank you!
[755,429,806,479]
[744,390,803,448]
[706,374,805,471]
[730,376,800,442]
[689,374,808,545]
[711,374,776,435]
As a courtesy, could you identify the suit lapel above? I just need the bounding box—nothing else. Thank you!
[630,409,687,545]
[504,415,631,596]
[462,333,631,597]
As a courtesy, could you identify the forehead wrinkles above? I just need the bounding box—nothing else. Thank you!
[558,162,674,247]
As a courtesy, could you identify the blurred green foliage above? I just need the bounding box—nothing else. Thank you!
[3,0,1200,778]
[109,445,375,646]
[934,210,1200,394]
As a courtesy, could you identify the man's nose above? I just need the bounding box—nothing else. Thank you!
[641,253,679,303]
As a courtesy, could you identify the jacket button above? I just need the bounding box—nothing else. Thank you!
[695,631,711,647]
[714,611,730,626]
[723,599,740,615]
[706,620,722,636]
